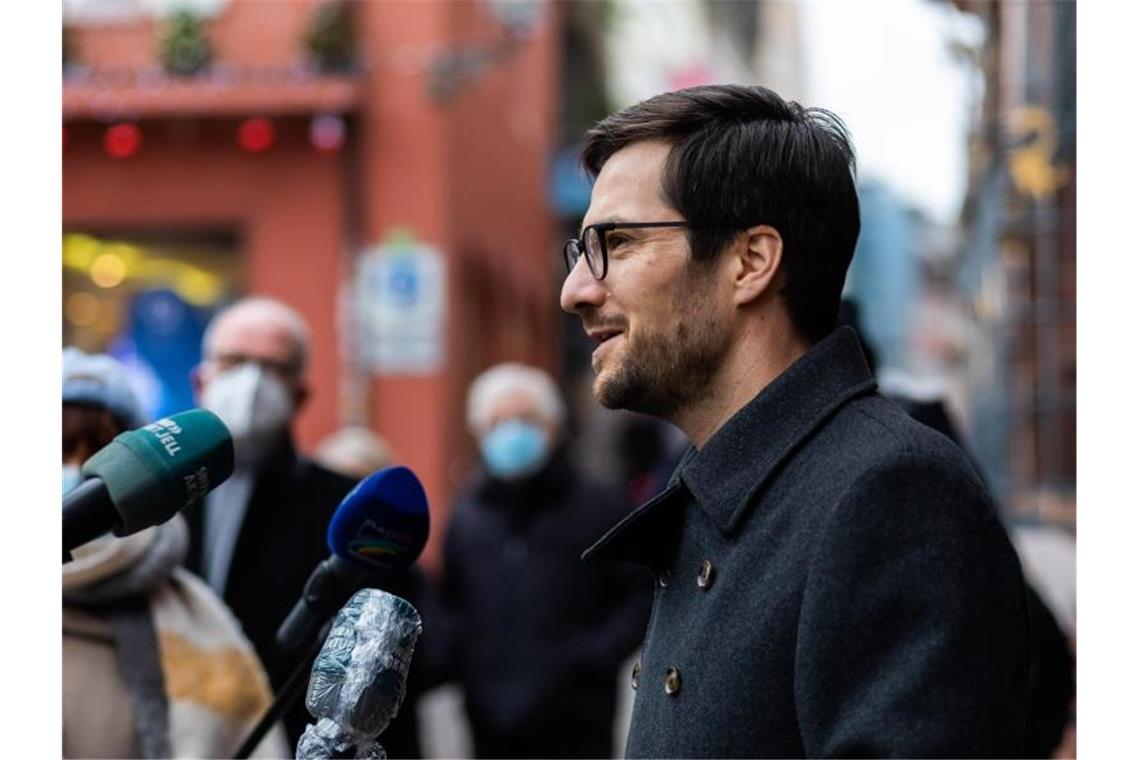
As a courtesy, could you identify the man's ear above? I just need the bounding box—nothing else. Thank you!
[292,381,310,415]
[732,225,783,306]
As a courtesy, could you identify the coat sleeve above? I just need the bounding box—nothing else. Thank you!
[793,452,1031,758]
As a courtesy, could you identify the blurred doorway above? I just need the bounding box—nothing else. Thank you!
[62,229,244,421]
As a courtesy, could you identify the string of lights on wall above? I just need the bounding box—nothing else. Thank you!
[63,114,347,159]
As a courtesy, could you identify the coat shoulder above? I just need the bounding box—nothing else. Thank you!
[824,394,988,495]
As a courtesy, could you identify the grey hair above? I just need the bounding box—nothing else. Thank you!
[466,363,566,436]
[201,296,311,376]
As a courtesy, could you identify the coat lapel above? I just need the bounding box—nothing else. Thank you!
[681,327,878,536]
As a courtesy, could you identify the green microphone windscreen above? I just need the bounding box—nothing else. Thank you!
[81,409,235,536]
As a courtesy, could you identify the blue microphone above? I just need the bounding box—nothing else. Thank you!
[276,466,429,653]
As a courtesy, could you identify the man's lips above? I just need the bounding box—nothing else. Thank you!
[586,327,624,346]
[586,325,625,368]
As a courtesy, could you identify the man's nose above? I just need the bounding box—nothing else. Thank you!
[559,258,607,314]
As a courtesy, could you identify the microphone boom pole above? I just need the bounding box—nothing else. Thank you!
[234,631,326,760]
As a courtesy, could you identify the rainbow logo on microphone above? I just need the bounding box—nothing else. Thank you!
[348,536,408,558]
[327,466,429,571]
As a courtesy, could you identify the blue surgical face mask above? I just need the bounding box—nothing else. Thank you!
[480,419,550,480]
[63,464,83,496]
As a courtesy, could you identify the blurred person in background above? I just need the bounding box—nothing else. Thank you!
[183,296,421,756]
[429,362,651,758]
[560,85,1030,757]
[840,298,1075,758]
[62,348,287,759]
[314,425,396,477]
[1012,521,1077,759]
[615,415,669,506]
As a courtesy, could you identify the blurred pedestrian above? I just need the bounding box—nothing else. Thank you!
[842,298,1075,758]
[183,296,421,756]
[560,84,1030,757]
[615,414,667,506]
[62,348,288,759]
[314,425,395,478]
[429,362,651,758]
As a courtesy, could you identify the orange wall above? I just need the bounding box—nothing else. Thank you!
[447,0,561,372]
[354,2,454,572]
[62,118,348,453]
[351,1,560,572]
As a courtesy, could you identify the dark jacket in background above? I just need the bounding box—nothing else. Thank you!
[184,440,424,757]
[585,327,1031,758]
[429,450,652,758]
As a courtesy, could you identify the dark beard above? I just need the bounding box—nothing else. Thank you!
[595,278,731,419]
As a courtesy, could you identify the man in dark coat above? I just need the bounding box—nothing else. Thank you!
[184,296,422,755]
[559,85,1031,757]
[428,362,652,758]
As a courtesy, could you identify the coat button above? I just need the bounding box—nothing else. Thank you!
[664,667,682,696]
[657,568,671,588]
[631,659,641,690]
[697,559,716,590]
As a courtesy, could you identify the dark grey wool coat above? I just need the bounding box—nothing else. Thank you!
[584,327,1030,758]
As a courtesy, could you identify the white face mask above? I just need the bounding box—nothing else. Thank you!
[201,362,295,464]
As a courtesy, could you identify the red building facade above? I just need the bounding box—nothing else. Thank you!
[63,0,562,569]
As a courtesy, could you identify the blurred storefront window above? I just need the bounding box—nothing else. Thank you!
[62,230,242,420]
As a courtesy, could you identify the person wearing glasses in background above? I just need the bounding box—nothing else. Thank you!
[560,85,1031,758]
[183,296,422,756]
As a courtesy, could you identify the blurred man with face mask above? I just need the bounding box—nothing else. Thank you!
[182,297,374,749]
[428,363,652,758]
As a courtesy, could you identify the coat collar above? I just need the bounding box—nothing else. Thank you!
[583,327,876,564]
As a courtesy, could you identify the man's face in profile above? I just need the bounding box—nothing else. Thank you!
[560,140,733,418]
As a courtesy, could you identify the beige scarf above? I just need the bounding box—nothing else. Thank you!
[63,516,290,758]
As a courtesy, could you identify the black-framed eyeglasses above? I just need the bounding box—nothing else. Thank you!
[562,221,688,280]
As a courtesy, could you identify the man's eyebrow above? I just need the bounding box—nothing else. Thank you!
[578,216,626,236]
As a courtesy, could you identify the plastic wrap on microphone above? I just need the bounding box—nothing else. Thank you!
[296,588,422,759]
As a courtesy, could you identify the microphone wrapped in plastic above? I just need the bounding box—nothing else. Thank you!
[296,589,422,760]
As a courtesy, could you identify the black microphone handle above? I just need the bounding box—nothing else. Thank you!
[276,556,370,654]
[62,478,119,562]
[233,626,327,759]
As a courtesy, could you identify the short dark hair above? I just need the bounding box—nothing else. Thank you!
[63,403,125,463]
[582,84,861,343]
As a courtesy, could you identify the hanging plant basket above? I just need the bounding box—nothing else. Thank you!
[304,1,358,75]
[158,9,213,77]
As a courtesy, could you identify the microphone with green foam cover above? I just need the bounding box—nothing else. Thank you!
[63,409,234,558]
